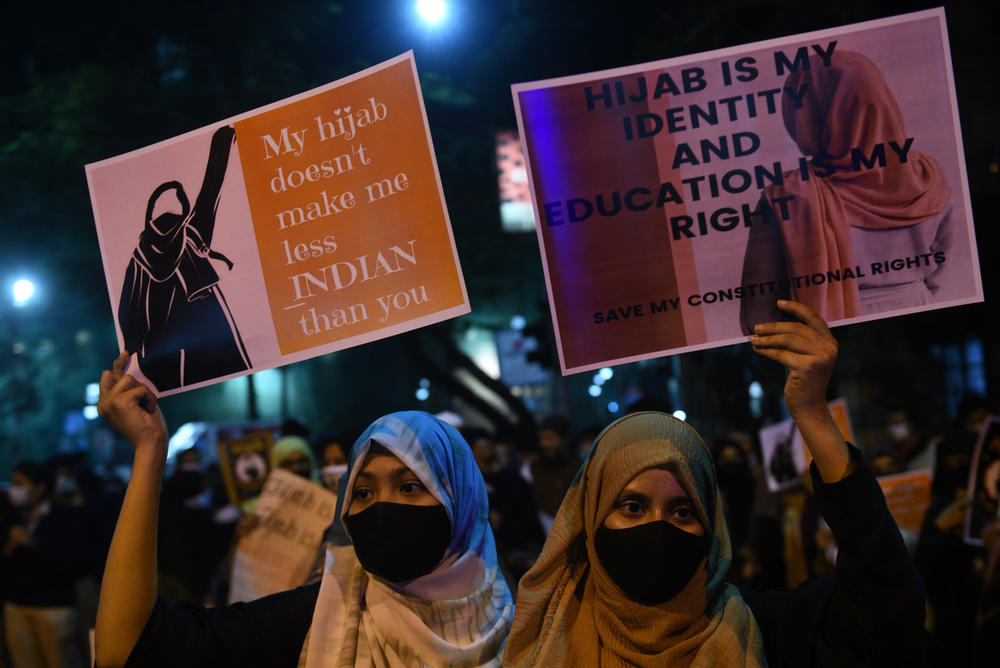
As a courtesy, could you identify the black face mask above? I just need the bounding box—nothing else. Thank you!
[344,502,451,583]
[595,520,711,605]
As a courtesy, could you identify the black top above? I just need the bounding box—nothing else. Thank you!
[123,583,318,667]
[6,502,90,607]
[116,451,924,667]
[745,452,926,667]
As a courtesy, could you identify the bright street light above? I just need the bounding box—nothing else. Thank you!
[12,279,35,307]
[416,0,447,27]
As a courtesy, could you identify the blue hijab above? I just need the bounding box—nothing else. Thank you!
[303,411,513,667]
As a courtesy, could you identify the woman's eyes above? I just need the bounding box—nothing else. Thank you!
[672,506,696,522]
[615,500,697,522]
[352,481,426,500]
[619,500,645,515]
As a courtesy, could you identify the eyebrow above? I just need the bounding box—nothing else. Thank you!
[617,488,694,505]
[616,489,651,504]
[355,464,420,481]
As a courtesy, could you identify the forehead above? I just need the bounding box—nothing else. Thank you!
[620,466,690,499]
[356,449,414,477]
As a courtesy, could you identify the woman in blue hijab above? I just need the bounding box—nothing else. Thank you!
[94,352,512,668]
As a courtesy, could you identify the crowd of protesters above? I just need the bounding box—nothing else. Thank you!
[2,387,999,666]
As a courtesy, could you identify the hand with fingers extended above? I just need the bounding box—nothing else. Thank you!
[98,351,167,455]
[750,300,853,483]
[749,299,838,422]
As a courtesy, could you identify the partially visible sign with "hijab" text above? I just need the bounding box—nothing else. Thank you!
[87,52,468,396]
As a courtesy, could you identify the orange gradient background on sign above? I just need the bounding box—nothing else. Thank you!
[234,59,465,355]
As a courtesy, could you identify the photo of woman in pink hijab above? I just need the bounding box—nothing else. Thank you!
[740,50,954,332]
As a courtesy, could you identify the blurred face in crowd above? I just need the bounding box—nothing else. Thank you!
[52,465,80,503]
[472,438,494,475]
[964,408,989,434]
[603,466,705,536]
[323,442,347,467]
[8,471,41,507]
[177,450,202,472]
[538,428,565,459]
[278,452,314,479]
[716,444,744,466]
[871,453,901,477]
[887,410,913,443]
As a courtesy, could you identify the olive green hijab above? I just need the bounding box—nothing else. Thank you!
[504,412,767,667]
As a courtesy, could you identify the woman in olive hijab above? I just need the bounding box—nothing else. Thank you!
[505,300,924,667]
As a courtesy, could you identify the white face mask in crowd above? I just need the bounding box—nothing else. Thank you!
[54,475,78,497]
[321,464,348,491]
[888,422,912,443]
[7,485,31,507]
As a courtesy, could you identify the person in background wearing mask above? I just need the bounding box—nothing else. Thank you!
[94,352,512,668]
[504,301,924,667]
[3,461,86,668]
[317,436,349,494]
[271,436,318,482]
[239,435,319,518]
[230,433,325,587]
[884,407,936,472]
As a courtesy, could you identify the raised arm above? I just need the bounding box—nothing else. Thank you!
[189,125,236,245]
[750,299,856,482]
[747,301,926,666]
[95,351,168,668]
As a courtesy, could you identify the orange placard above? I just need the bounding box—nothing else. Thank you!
[235,57,466,355]
[87,53,469,396]
[877,469,933,534]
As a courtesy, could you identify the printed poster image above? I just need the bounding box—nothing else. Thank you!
[87,52,469,396]
[216,431,274,507]
[512,9,982,374]
[759,398,853,492]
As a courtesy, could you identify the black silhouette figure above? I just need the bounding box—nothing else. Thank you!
[769,422,800,487]
[118,125,251,392]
